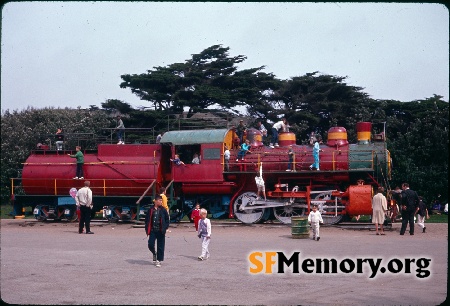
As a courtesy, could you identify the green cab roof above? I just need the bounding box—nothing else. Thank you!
[160,129,229,145]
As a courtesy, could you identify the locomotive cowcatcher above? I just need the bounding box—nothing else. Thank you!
[11,121,391,224]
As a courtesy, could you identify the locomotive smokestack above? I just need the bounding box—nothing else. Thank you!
[356,122,372,145]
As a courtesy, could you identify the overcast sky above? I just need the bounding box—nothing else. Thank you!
[1,2,448,113]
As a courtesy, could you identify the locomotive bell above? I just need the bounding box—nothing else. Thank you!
[245,128,264,147]
[278,132,296,146]
[326,127,348,147]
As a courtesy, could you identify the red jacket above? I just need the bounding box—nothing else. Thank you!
[191,208,201,221]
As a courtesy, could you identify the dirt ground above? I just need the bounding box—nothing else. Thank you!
[1,219,448,305]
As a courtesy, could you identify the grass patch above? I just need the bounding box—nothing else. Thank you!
[427,213,448,223]
[0,204,34,219]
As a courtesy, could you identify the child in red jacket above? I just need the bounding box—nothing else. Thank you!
[191,203,201,231]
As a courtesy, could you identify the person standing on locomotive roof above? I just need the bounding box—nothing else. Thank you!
[68,146,84,179]
[115,115,125,144]
[224,145,230,171]
[269,117,288,148]
[255,163,266,201]
[309,131,317,146]
[309,135,323,171]
[287,145,294,171]
[76,181,94,234]
[400,183,420,236]
[236,120,246,146]
[145,195,170,267]
[55,128,64,151]
[256,119,268,144]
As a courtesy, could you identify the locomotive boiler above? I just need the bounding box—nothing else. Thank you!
[12,121,391,225]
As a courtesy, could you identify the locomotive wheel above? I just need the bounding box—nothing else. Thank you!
[313,191,344,225]
[273,205,306,224]
[233,192,266,224]
[321,214,343,225]
[34,205,48,221]
[67,210,78,222]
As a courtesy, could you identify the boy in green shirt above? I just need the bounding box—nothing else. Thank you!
[68,146,84,179]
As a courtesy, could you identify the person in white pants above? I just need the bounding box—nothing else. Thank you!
[416,196,429,233]
[308,204,324,241]
[197,208,212,260]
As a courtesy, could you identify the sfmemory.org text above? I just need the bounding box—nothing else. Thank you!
[248,251,431,278]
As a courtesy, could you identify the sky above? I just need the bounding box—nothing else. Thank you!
[1,2,449,113]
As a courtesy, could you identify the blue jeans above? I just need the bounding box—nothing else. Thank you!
[237,150,247,159]
[288,158,293,170]
[76,163,84,178]
[271,128,279,144]
[117,129,124,142]
[236,130,244,145]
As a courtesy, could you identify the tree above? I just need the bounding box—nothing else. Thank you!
[387,97,448,202]
[101,99,133,114]
[120,45,279,114]
[256,72,372,142]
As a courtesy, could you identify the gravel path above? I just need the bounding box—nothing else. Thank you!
[1,219,447,305]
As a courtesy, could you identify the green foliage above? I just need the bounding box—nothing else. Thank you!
[1,107,111,203]
[101,99,133,114]
[388,98,448,202]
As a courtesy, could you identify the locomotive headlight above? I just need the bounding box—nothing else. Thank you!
[106,209,111,215]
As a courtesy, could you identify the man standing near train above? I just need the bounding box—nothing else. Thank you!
[399,182,420,235]
[76,180,94,234]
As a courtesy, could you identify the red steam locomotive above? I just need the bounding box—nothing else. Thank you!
[12,121,391,224]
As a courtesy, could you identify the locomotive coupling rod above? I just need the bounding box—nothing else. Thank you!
[240,200,305,210]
